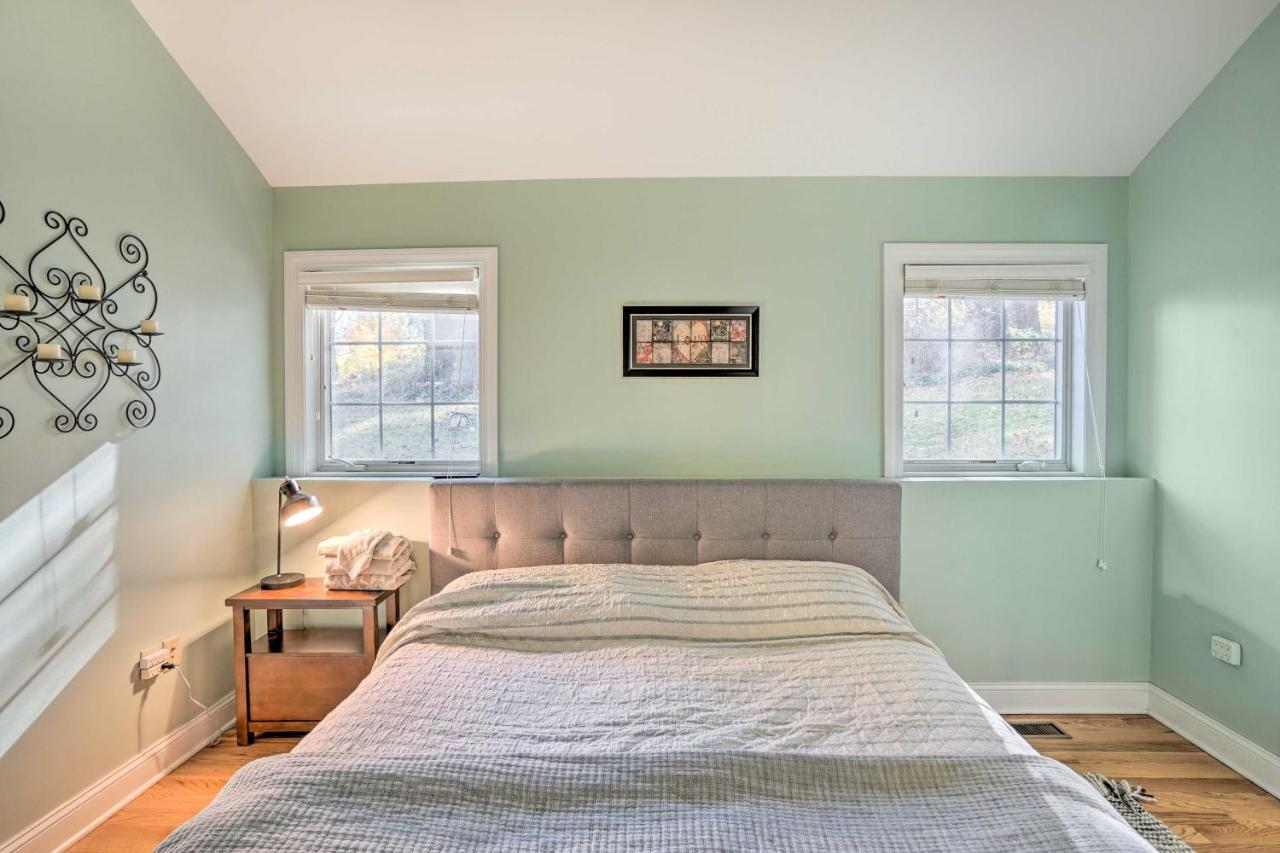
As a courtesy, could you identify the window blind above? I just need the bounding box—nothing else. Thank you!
[904,264,1087,299]
[301,264,479,312]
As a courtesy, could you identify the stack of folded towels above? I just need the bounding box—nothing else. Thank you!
[317,529,415,590]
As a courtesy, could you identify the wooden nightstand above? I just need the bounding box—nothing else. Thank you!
[225,576,407,745]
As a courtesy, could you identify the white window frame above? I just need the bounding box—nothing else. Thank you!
[883,243,1107,478]
[284,247,498,477]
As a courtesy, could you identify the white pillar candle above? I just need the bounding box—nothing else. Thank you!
[116,348,137,364]
[36,343,63,360]
[74,283,102,301]
[3,294,31,312]
[139,318,160,334]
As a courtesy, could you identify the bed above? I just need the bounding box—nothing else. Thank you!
[159,479,1155,851]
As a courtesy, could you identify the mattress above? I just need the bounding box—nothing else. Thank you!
[159,560,1150,852]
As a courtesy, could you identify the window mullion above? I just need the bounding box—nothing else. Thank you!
[428,314,437,458]
[323,314,333,464]
[376,314,385,459]
[999,301,1007,460]
[945,299,953,458]
[1059,301,1069,462]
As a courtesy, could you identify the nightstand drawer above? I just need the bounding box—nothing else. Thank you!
[247,654,368,721]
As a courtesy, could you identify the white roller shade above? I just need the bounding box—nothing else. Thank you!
[301,264,479,312]
[904,264,1087,299]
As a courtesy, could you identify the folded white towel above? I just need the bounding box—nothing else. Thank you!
[317,529,411,560]
[324,555,415,577]
[324,567,413,591]
[317,529,412,580]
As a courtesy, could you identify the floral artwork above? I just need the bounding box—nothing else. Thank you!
[623,306,758,376]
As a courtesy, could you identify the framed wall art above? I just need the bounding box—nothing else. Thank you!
[623,305,759,377]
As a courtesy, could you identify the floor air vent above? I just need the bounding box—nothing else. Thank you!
[1011,721,1071,738]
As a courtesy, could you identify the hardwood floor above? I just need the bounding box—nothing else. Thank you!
[1006,715,1280,851]
[70,734,300,852]
[72,715,1280,851]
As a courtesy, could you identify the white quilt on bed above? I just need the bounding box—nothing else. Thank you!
[298,560,1029,758]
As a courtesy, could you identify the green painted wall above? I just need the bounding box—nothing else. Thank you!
[0,0,271,839]
[272,178,1151,686]
[903,479,1152,682]
[272,177,1130,477]
[1128,8,1280,753]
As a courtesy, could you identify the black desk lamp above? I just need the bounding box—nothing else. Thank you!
[261,478,323,589]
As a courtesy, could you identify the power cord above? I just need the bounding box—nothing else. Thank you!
[162,663,222,748]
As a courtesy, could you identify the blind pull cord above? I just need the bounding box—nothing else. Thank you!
[1075,305,1108,571]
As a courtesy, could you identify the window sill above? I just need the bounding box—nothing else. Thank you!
[898,474,1103,482]
[264,471,481,479]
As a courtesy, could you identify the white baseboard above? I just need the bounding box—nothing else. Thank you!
[2,693,235,853]
[1148,685,1280,799]
[973,681,1280,799]
[971,681,1151,714]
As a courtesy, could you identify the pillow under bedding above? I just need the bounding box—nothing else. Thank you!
[376,559,930,664]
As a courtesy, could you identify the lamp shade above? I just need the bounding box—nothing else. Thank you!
[279,479,322,527]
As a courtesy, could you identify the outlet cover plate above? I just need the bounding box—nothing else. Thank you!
[1211,635,1242,666]
[164,634,181,666]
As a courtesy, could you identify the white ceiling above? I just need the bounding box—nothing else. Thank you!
[132,0,1277,187]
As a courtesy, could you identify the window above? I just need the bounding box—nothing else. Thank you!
[322,310,479,469]
[284,248,497,476]
[883,245,1107,477]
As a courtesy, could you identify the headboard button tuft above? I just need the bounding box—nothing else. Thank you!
[559,531,567,539]
[626,532,634,540]
[693,532,701,541]
[492,532,501,540]
[761,532,770,540]
[829,531,838,540]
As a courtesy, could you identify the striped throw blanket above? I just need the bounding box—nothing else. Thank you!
[376,559,933,661]
[157,751,1155,852]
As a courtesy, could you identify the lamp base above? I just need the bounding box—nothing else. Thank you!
[260,572,306,590]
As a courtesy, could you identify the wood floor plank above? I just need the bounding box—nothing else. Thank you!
[71,718,1280,851]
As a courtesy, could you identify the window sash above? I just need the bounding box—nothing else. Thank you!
[901,297,1071,471]
[315,309,480,473]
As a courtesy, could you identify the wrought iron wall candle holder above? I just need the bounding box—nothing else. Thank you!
[0,200,164,441]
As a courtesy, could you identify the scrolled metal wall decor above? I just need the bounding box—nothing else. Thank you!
[0,200,164,441]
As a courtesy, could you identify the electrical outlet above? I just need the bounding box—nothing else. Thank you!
[1211,635,1242,667]
[139,644,174,680]
[164,634,181,667]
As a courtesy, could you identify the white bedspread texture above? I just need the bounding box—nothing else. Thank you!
[299,560,1028,758]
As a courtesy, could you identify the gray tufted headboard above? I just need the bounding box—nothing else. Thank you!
[427,479,901,598]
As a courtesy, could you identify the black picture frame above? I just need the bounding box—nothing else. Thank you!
[622,305,760,377]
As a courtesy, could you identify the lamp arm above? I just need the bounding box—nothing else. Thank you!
[275,488,285,579]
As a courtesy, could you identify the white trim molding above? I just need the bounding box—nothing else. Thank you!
[1148,686,1280,799]
[283,247,499,478]
[1,694,234,853]
[882,243,1108,478]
